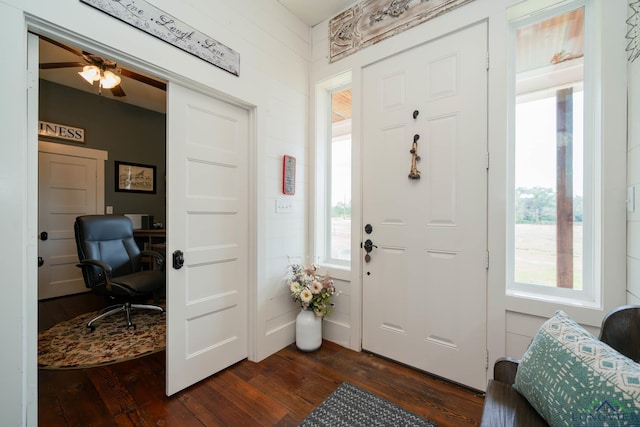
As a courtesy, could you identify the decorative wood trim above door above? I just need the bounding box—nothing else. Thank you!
[329,0,475,63]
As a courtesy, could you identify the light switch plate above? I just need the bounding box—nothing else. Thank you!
[276,199,293,214]
[106,205,114,214]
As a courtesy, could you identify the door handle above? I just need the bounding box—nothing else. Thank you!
[362,239,378,263]
[38,257,44,267]
[363,239,377,253]
[172,250,185,270]
[40,231,48,241]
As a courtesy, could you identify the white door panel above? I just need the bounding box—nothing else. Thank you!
[166,83,249,395]
[362,23,488,390]
[38,150,103,300]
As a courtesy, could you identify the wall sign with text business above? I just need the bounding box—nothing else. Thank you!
[38,121,85,143]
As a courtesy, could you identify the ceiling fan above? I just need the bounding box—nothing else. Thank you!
[38,35,166,97]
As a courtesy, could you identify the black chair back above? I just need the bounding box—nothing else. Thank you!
[599,305,640,363]
[74,215,142,289]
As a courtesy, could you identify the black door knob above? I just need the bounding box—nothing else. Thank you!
[38,257,44,267]
[40,231,48,241]
[172,250,185,270]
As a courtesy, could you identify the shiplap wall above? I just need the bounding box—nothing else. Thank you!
[0,1,311,424]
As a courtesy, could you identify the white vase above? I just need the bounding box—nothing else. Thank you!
[296,308,322,351]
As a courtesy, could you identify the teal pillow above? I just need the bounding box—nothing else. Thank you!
[513,310,640,427]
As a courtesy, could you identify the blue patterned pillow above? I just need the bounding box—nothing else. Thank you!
[513,310,640,426]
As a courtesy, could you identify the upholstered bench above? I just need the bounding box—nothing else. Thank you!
[480,358,547,426]
[480,310,640,426]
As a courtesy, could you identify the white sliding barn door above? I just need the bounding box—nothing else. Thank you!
[361,22,488,390]
[166,83,249,395]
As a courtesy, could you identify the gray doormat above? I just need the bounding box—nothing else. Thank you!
[299,382,437,427]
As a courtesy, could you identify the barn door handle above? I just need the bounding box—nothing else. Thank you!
[172,250,184,270]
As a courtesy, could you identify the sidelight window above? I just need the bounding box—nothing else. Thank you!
[314,75,352,268]
[508,1,595,302]
[326,87,352,264]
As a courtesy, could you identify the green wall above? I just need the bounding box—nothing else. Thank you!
[39,80,166,225]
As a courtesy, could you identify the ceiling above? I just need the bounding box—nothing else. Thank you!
[39,37,168,113]
[38,1,357,114]
[277,0,357,27]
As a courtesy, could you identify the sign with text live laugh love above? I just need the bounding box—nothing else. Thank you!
[80,0,240,76]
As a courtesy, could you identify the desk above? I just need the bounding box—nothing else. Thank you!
[133,229,166,251]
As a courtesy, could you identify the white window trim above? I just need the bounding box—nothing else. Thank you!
[505,0,626,323]
[313,73,352,270]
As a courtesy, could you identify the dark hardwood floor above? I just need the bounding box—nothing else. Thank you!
[39,293,485,426]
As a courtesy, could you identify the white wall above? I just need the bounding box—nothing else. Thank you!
[628,0,640,307]
[0,0,310,424]
[309,0,628,368]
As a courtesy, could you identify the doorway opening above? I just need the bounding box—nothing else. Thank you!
[36,30,169,399]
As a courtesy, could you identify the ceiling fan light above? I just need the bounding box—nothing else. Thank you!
[78,65,100,84]
[101,70,121,89]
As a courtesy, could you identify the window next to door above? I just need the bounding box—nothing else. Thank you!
[507,1,597,305]
[315,82,352,268]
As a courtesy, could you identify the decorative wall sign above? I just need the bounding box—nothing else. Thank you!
[283,155,296,195]
[329,0,475,63]
[38,121,85,143]
[80,0,240,76]
[115,161,156,194]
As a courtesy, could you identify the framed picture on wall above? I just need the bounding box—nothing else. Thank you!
[115,161,157,194]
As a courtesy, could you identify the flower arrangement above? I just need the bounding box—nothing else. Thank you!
[287,262,337,318]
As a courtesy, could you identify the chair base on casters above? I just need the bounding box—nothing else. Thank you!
[87,301,165,331]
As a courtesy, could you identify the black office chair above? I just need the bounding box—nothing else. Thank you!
[74,215,165,331]
[598,305,640,362]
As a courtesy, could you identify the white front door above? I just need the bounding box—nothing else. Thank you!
[38,142,107,300]
[362,23,488,390]
[166,83,249,395]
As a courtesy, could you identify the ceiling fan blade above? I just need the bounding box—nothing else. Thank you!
[38,35,84,57]
[40,62,86,69]
[110,85,127,97]
[119,68,167,91]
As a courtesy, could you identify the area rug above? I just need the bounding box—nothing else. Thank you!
[38,307,165,370]
[299,382,437,427]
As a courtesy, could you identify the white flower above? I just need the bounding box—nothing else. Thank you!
[300,289,313,303]
[289,281,302,294]
[311,280,323,294]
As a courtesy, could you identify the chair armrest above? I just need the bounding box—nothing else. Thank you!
[77,259,112,275]
[494,357,520,385]
[141,250,165,271]
[77,259,113,291]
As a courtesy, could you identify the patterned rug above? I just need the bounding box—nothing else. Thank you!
[299,382,437,427]
[38,306,165,370]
